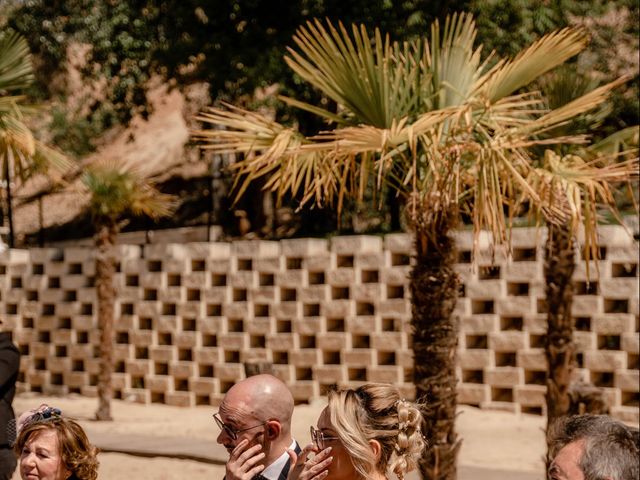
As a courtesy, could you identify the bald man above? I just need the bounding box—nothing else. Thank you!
[215,374,300,480]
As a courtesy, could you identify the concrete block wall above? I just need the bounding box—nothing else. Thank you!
[1,226,638,423]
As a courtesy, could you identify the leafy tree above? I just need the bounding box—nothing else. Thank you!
[83,161,173,420]
[4,1,472,143]
[194,15,623,479]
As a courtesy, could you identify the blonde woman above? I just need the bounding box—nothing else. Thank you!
[288,383,427,480]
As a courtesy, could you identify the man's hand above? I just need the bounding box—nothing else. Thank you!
[225,439,266,480]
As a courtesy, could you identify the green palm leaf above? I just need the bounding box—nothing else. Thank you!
[0,30,34,93]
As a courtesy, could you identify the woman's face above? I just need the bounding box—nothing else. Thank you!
[20,429,70,480]
[316,407,359,480]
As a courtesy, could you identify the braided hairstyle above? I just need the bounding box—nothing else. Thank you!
[327,383,427,479]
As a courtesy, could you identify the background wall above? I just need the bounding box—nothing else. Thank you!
[1,226,638,423]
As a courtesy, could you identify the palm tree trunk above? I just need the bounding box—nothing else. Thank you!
[544,223,575,461]
[412,225,460,480]
[95,219,117,421]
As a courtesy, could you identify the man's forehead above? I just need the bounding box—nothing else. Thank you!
[219,398,255,422]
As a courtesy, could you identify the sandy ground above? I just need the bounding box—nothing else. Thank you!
[11,393,548,480]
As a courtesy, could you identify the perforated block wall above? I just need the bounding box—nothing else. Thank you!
[1,226,637,422]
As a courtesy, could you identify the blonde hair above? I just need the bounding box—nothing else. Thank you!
[327,383,426,479]
[14,417,99,480]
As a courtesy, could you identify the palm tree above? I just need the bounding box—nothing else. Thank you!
[523,68,639,449]
[0,29,69,246]
[83,160,173,420]
[193,15,626,480]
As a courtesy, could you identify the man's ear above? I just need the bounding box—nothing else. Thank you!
[266,420,282,440]
[369,439,382,462]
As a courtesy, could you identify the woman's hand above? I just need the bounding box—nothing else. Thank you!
[286,443,332,480]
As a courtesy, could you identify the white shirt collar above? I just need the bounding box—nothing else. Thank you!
[261,439,297,480]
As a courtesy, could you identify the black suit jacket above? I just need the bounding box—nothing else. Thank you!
[0,332,19,447]
[223,441,301,480]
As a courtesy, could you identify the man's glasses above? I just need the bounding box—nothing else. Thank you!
[310,426,340,450]
[213,413,267,441]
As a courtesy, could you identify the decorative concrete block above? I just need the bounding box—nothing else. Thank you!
[524,314,547,334]
[485,367,524,387]
[496,297,535,316]
[165,392,195,407]
[194,347,223,364]
[571,295,603,316]
[458,384,490,404]
[290,350,321,366]
[461,315,499,334]
[611,406,640,425]
[276,270,306,288]
[367,366,402,383]
[614,369,639,391]
[314,365,346,383]
[331,235,382,254]
[281,238,328,257]
[380,266,411,285]
[149,346,176,363]
[289,382,319,401]
[342,349,376,366]
[233,240,279,258]
[223,303,250,320]
[489,332,528,352]
[321,300,353,318]
[466,280,504,299]
[513,385,546,406]
[346,316,378,334]
[621,333,639,354]
[294,318,322,335]
[126,360,152,376]
[599,278,639,298]
[185,242,231,259]
[214,363,244,380]
[209,259,231,274]
[377,299,409,316]
[592,314,635,334]
[64,372,88,388]
[351,284,383,302]
[266,334,295,351]
[503,262,542,282]
[573,331,597,351]
[355,253,386,270]
[517,350,546,370]
[458,350,493,369]
[317,333,348,350]
[189,378,218,395]
[384,233,412,253]
[272,302,301,318]
[327,268,356,286]
[169,362,196,378]
[299,285,329,303]
[607,244,640,262]
[304,253,332,272]
[370,332,405,350]
[584,351,627,371]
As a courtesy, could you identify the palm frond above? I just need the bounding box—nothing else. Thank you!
[284,20,419,127]
[478,28,588,102]
[0,30,34,93]
[83,159,175,220]
[527,150,639,266]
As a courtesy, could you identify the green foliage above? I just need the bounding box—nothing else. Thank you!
[4,1,469,143]
[469,0,639,138]
[48,106,103,157]
[83,162,174,223]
